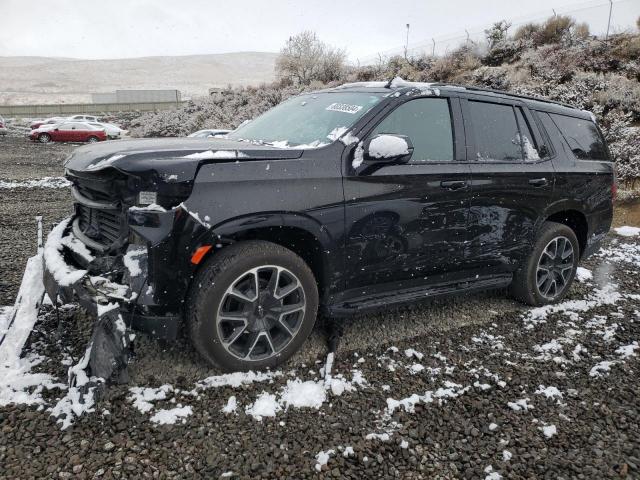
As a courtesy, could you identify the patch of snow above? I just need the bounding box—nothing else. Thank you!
[327,126,348,141]
[149,405,192,425]
[615,342,638,358]
[507,398,533,412]
[614,226,640,237]
[368,135,409,159]
[386,381,469,414]
[589,360,616,377]
[129,204,167,212]
[222,395,238,414]
[340,131,359,146]
[194,370,281,391]
[484,465,502,480]
[523,285,622,328]
[182,150,241,159]
[43,218,87,286]
[129,385,172,414]
[343,446,355,457]
[245,392,281,420]
[502,450,512,461]
[352,141,365,168]
[50,345,100,429]
[408,363,425,374]
[400,439,409,449]
[535,385,563,400]
[489,422,498,431]
[86,154,126,171]
[315,449,335,472]
[575,267,593,283]
[366,432,390,441]
[280,379,326,410]
[0,176,71,189]
[540,424,557,438]
[404,348,424,360]
[123,248,146,277]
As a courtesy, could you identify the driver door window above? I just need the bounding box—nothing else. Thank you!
[371,98,454,162]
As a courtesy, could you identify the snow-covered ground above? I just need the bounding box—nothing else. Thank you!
[0,224,639,477]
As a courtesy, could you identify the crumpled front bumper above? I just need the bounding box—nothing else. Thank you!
[42,217,180,340]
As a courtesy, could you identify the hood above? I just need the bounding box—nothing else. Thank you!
[64,137,304,180]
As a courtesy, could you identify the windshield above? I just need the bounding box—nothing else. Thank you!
[227,92,384,147]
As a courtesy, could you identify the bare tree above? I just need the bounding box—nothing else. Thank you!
[276,31,346,85]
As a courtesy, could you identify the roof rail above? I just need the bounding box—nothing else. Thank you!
[433,83,578,110]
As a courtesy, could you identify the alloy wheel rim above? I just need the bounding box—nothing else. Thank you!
[216,265,306,361]
[536,236,575,299]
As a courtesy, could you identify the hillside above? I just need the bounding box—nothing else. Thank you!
[0,52,278,104]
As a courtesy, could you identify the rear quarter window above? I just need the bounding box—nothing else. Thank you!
[549,113,609,161]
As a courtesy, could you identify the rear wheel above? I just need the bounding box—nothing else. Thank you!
[87,136,99,143]
[38,133,51,143]
[187,241,319,371]
[511,221,579,306]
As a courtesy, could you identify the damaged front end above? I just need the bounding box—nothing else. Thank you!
[42,150,218,393]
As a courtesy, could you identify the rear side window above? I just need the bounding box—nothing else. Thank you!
[468,101,522,161]
[549,113,608,160]
[371,98,454,161]
[514,108,540,161]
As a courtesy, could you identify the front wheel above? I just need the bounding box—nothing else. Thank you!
[511,221,579,306]
[87,136,99,143]
[38,133,51,143]
[187,240,319,371]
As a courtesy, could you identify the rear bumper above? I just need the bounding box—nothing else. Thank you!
[42,217,181,339]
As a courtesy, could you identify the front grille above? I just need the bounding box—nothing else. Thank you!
[75,183,115,203]
[77,204,125,248]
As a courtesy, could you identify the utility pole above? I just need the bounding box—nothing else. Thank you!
[605,0,613,44]
[432,38,436,57]
[404,24,410,60]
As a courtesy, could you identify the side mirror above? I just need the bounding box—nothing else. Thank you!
[54,128,59,131]
[362,134,413,165]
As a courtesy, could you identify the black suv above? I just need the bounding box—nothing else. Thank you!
[44,81,615,372]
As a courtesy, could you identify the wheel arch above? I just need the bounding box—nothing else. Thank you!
[543,208,588,258]
[190,212,336,303]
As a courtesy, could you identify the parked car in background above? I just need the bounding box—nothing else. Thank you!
[30,117,67,130]
[0,115,7,136]
[88,121,125,139]
[188,129,231,138]
[69,115,99,123]
[30,122,107,143]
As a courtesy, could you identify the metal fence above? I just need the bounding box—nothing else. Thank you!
[0,101,187,118]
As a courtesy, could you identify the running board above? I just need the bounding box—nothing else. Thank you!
[327,274,512,316]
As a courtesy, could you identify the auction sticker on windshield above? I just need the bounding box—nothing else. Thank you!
[326,103,363,114]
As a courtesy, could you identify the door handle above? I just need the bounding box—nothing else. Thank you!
[440,180,467,190]
[528,178,548,187]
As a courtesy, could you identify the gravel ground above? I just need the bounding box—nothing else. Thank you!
[1,137,639,479]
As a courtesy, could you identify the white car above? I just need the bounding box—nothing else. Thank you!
[188,129,231,138]
[69,114,99,123]
[88,122,125,139]
[30,116,67,130]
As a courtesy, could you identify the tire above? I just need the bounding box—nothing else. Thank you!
[87,136,99,143]
[511,221,579,306]
[186,240,319,371]
[38,133,51,143]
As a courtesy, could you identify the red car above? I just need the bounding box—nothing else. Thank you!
[29,122,107,143]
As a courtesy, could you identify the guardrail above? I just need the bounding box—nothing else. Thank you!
[0,101,187,117]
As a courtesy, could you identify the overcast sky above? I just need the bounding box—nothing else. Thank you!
[1,0,638,62]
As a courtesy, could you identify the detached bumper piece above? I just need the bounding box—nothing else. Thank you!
[43,218,138,391]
